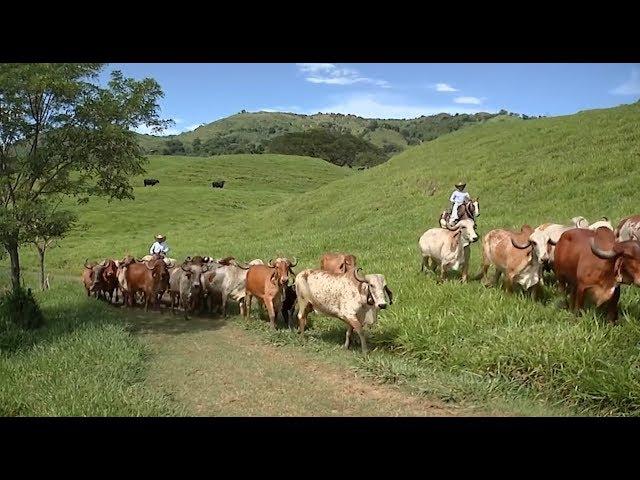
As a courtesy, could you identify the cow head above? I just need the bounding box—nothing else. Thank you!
[268,257,297,285]
[147,259,170,291]
[353,269,393,320]
[182,263,207,298]
[590,227,640,286]
[103,260,118,281]
[446,218,478,246]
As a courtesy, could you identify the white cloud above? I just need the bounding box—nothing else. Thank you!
[296,63,390,88]
[454,96,483,105]
[307,93,492,119]
[296,63,336,73]
[256,105,302,113]
[173,117,184,124]
[434,83,459,92]
[610,68,640,95]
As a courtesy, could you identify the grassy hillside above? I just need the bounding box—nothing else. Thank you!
[5,103,640,415]
[137,110,505,157]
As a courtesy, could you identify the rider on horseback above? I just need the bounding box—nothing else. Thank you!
[449,181,470,225]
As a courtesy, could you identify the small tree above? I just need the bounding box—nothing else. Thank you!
[0,64,169,292]
[26,203,76,290]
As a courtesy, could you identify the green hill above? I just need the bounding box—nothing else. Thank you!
[8,103,640,415]
[137,110,508,159]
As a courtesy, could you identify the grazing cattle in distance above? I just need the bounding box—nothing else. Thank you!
[143,178,159,187]
[615,215,640,242]
[477,225,543,298]
[211,180,226,188]
[553,226,640,322]
[571,216,614,231]
[244,257,297,329]
[295,267,393,353]
[123,258,170,311]
[320,252,357,274]
[419,219,479,282]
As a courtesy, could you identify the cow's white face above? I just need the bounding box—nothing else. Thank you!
[529,230,549,263]
[364,274,391,315]
[458,219,478,245]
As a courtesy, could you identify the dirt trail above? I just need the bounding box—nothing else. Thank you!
[130,313,477,416]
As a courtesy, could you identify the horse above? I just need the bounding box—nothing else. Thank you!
[439,197,480,228]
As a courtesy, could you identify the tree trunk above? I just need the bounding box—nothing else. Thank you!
[37,246,46,291]
[7,241,21,292]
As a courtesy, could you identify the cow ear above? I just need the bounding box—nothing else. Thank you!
[270,271,278,285]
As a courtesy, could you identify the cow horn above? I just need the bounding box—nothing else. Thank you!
[84,258,92,269]
[600,216,609,222]
[99,260,107,267]
[511,236,532,249]
[145,262,156,270]
[181,264,191,272]
[353,267,368,283]
[589,238,618,260]
[236,262,251,270]
[268,258,274,267]
[290,257,298,267]
[547,238,558,246]
[384,285,394,304]
[445,222,461,231]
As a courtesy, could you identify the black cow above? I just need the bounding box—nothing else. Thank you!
[280,284,297,328]
[211,181,225,188]
[144,178,159,187]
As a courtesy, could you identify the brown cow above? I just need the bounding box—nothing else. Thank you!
[320,252,357,274]
[123,258,170,311]
[244,257,297,329]
[91,260,119,303]
[477,225,543,298]
[82,259,98,297]
[553,227,640,323]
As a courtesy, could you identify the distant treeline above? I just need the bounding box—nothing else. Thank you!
[152,109,542,165]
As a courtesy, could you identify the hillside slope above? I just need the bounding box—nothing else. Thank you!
[137,110,505,156]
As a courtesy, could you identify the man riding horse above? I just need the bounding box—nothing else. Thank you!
[439,181,480,227]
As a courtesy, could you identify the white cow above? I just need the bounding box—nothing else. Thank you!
[295,268,393,353]
[418,218,479,282]
[529,223,573,266]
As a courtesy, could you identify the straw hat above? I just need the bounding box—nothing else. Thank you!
[155,234,166,241]
[455,181,466,188]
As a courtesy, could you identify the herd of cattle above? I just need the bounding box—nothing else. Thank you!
[420,213,640,322]
[82,253,392,353]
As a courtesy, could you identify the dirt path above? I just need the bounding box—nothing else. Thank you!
[129,313,477,416]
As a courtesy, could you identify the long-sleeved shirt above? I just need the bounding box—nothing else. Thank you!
[149,241,170,255]
[450,190,470,205]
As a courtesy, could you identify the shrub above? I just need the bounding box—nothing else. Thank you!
[0,286,45,331]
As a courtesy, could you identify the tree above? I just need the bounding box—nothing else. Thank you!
[192,138,202,155]
[0,64,169,292]
[26,204,76,290]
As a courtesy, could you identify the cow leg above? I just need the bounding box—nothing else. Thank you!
[239,296,246,317]
[438,263,447,283]
[265,298,277,330]
[421,256,429,273]
[606,286,621,324]
[170,292,176,314]
[343,326,353,349]
[573,286,587,313]
[221,294,228,318]
[297,302,313,335]
[504,275,514,293]
[245,293,252,319]
[351,321,368,354]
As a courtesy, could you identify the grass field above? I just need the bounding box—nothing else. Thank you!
[3,103,640,416]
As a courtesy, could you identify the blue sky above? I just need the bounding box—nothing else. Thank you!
[98,64,640,135]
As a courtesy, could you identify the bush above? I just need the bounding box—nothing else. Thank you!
[0,286,45,331]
